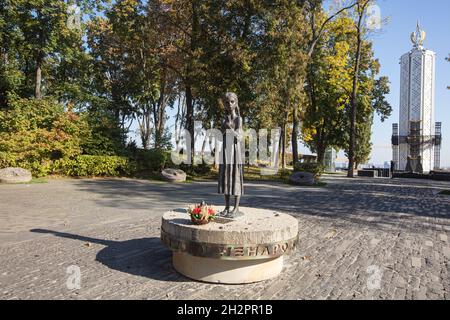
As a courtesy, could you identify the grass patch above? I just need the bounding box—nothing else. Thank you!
[324,171,346,175]
[129,165,329,186]
[439,190,450,196]
[11,177,48,184]
[303,182,327,187]
[31,177,48,183]
[186,166,291,183]
[243,166,291,183]
[185,166,330,187]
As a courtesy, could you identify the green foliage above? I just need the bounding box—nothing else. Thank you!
[193,163,213,175]
[303,13,391,167]
[133,149,171,173]
[372,76,392,122]
[80,107,126,156]
[293,163,325,178]
[1,0,390,178]
[0,151,16,168]
[302,16,353,162]
[178,162,214,177]
[0,98,89,176]
[54,155,136,177]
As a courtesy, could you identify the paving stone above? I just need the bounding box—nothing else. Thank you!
[411,257,422,268]
[0,176,449,299]
[443,247,450,259]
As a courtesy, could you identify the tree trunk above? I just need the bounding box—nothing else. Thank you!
[183,1,199,165]
[277,127,283,170]
[155,69,167,149]
[35,55,42,99]
[281,123,286,170]
[185,84,194,165]
[201,136,207,162]
[174,94,184,146]
[292,103,299,165]
[317,141,326,165]
[347,9,364,178]
[140,104,152,150]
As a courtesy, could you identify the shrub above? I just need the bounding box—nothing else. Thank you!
[0,151,16,168]
[294,162,325,178]
[178,163,213,176]
[193,163,213,175]
[0,98,89,176]
[80,108,126,156]
[134,149,170,173]
[53,155,136,177]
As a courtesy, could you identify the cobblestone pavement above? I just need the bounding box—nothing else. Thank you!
[0,176,449,300]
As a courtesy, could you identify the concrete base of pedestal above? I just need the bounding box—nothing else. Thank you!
[173,252,284,284]
[161,207,299,285]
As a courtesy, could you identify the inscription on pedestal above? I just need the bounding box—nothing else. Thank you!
[161,229,298,260]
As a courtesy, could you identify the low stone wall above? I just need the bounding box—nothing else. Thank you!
[394,171,450,181]
[358,168,391,178]
[358,170,378,178]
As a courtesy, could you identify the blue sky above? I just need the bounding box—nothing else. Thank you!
[368,0,450,167]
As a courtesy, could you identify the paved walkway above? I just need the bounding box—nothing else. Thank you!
[0,176,449,300]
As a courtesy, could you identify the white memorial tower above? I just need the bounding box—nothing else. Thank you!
[392,23,442,173]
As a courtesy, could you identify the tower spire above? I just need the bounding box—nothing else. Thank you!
[411,21,426,48]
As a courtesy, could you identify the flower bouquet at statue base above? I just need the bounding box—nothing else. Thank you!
[187,202,216,225]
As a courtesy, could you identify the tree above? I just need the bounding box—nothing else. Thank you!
[344,42,392,170]
[264,0,309,169]
[295,0,358,165]
[303,11,391,169]
[302,16,353,163]
[347,0,372,177]
[354,76,391,167]
[87,14,134,146]
[149,0,205,163]
[13,1,87,100]
[0,0,103,107]
[0,1,23,107]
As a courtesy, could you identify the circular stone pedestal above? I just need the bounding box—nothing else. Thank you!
[161,207,299,284]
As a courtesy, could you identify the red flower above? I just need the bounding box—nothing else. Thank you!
[192,207,201,215]
[208,208,215,215]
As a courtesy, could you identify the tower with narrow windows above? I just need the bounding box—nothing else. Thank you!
[392,23,442,173]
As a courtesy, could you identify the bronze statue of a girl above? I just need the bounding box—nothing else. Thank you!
[218,92,244,218]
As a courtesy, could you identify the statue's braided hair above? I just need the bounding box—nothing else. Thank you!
[224,92,240,117]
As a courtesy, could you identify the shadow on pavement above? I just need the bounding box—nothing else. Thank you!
[71,178,450,234]
[30,228,188,282]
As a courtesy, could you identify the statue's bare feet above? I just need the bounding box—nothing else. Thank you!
[226,208,244,218]
[218,208,230,217]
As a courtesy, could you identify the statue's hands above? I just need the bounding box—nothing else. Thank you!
[223,118,243,141]
[224,121,233,129]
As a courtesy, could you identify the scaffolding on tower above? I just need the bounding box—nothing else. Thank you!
[392,121,442,173]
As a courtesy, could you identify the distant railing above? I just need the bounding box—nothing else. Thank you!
[358,168,391,178]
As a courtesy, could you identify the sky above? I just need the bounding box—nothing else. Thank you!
[365,0,450,167]
[128,0,450,168]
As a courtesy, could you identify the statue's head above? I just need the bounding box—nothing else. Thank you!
[224,92,239,115]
